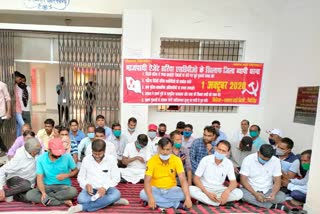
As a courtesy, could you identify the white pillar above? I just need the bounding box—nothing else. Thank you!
[120,10,152,133]
[304,92,320,213]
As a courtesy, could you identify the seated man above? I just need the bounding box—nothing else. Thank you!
[78,124,96,164]
[108,123,129,167]
[147,124,161,155]
[120,134,151,184]
[68,139,128,213]
[282,149,312,205]
[275,137,298,173]
[36,118,55,151]
[267,128,283,148]
[249,125,267,150]
[240,144,288,212]
[7,128,36,159]
[140,138,192,210]
[190,126,219,173]
[26,138,78,206]
[0,138,41,202]
[95,115,112,139]
[212,120,227,145]
[69,119,86,146]
[182,124,195,153]
[157,123,169,138]
[170,130,192,186]
[190,140,243,206]
[85,127,117,159]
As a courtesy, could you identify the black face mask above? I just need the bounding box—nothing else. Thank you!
[269,138,276,146]
[158,131,166,137]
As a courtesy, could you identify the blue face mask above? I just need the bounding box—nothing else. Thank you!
[258,156,268,165]
[159,154,171,161]
[174,143,182,149]
[113,130,121,138]
[214,151,225,160]
[183,131,192,138]
[135,142,142,150]
[269,138,276,145]
[87,132,95,139]
[148,131,157,139]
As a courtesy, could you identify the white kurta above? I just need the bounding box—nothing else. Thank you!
[120,143,151,184]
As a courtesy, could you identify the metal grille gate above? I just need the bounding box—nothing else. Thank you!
[0,31,15,151]
[58,33,121,129]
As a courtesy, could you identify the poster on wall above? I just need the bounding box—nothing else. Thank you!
[123,58,264,105]
[293,86,319,125]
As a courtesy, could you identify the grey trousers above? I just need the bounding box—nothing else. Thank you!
[26,184,78,206]
[240,188,286,208]
[5,176,32,202]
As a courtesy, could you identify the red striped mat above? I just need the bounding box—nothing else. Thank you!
[0,179,302,213]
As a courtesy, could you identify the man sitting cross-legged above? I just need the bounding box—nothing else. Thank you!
[140,137,192,211]
[240,144,289,212]
[26,138,78,206]
[68,139,128,213]
[190,140,243,206]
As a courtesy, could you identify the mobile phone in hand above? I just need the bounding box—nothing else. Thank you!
[41,196,51,206]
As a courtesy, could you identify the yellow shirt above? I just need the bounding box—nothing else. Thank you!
[145,154,184,189]
[36,129,54,150]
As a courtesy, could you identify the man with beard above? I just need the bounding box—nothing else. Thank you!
[190,126,219,173]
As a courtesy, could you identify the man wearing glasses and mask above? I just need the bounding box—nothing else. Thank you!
[0,138,41,202]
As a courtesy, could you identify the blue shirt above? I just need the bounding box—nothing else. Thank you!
[69,130,86,145]
[190,137,215,173]
[253,136,267,150]
[213,131,227,145]
[277,152,298,173]
[36,152,76,186]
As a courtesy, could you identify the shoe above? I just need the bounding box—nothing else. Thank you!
[68,204,83,214]
[271,203,289,212]
[142,201,148,207]
[120,178,128,184]
[177,202,190,211]
[114,198,129,206]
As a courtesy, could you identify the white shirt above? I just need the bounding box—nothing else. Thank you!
[240,153,282,193]
[78,154,120,190]
[232,130,250,144]
[0,147,37,190]
[123,143,151,169]
[107,134,129,160]
[195,154,236,189]
[85,140,117,160]
[147,136,161,155]
[122,129,141,144]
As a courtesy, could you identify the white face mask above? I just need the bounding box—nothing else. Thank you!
[128,127,135,132]
[160,154,171,161]
[148,131,157,139]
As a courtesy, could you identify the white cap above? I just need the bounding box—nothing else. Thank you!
[266,128,283,137]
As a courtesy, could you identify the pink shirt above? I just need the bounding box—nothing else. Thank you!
[0,81,11,117]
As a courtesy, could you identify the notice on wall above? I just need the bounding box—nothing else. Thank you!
[123,59,264,105]
[294,86,319,125]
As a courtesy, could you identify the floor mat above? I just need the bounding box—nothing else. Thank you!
[0,179,302,213]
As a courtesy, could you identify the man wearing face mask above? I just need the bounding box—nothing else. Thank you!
[0,138,41,202]
[182,124,195,153]
[240,144,288,212]
[267,129,283,148]
[140,138,192,211]
[282,150,311,205]
[157,123,169,138]
[147,124,161,155]
[68,139,128,213]
[26,138,78,206]
[249,125,267,150]
[123,117,141,144]
[78,125,96,168]
[275,137,297,175]
[190,140,243,206]
[120,134,151,184]
[108,123,129,167]
[170,130,192,186]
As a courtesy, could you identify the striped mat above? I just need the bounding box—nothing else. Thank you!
[0,179,302,213]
